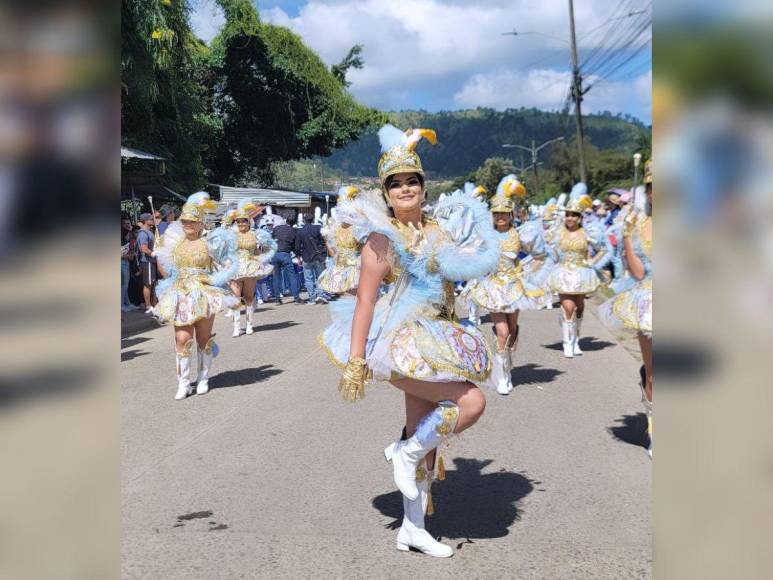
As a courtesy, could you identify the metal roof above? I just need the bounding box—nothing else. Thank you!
[214,185,311,207]
[121,147,167,161]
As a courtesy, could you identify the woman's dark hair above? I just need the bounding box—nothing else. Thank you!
[384,172,424,191]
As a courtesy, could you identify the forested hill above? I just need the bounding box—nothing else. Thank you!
[325,108,649,178]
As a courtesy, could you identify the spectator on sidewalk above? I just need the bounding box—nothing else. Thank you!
[295,212,329,304]
[121,216,140,312]
[136,212,158,313]
[158,205,177,236]
[270,215,302,304]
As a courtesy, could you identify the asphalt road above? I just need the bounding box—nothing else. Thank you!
[122,296,651,579]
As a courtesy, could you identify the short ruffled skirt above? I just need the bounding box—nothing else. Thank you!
[547,263,601,295]
[234,254,273,280]
[467,272,549,313]
[318,263,359,294]
[319,296,495,389]
[597,278,652,337]
[154,272,240,327]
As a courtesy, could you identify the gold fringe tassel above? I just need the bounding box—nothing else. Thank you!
[426,485,435,516]
[437,455,446,480]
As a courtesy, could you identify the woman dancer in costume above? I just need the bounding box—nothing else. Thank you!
[465,175,548,395]
[225,198,277,337]
[153,192,240,400]
[598,160,653,457]
[320,125,500,558]
[318,186,366,296]
[545,184,608,358]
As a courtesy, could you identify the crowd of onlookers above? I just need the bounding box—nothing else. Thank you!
[121,204,333,316]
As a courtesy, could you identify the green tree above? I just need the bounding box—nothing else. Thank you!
[474,157,516,196]
[331,44,364,88]
[121,0,214,192]
[205,0,384,185]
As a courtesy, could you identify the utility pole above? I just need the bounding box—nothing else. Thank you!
[503,136,563,195]
[568,0,587,184]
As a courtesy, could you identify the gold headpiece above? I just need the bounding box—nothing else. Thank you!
[542,203,558,222]
[339,185,360,201]
[565,195,593,214]
[490,174,526,213]
[180,192,217,222]
[377,125,437,186]
[225,198,259,224]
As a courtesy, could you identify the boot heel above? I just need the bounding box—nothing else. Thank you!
[384,442,396,463]
[396,542,410,552]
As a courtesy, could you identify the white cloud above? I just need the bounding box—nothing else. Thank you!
[189,0,225,43]
[190,0,651,120]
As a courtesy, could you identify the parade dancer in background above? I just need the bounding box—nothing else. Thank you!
[153,192,240,400]
[320,125,500,558]
[598,160,653,457]
[465,175,548,395]
[225,198,276,337]
[545,184,608,358]
[318,186,367,296]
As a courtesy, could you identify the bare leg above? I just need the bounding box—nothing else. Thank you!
[559,295,577,318]
[194,315,215,349]
[230,280,243,304]
[242,278,257,305]
[506,311,519,344]
[390,378,486,434]
[174,325,194,352]
[490,312,510,350]
[638,332,653,402]
[575,295,585,319]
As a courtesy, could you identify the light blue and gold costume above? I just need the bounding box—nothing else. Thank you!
[223,199,277,281]
[318,186,367,295]
[153,193,240,327]
[466,175,548,314]
[545,184,608,296]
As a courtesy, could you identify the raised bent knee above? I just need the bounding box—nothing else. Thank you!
[459,388,486,430]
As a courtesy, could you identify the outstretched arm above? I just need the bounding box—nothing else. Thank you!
[349,233,391,358]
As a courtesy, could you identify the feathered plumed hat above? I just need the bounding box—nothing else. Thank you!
[489,174,526,213]
[224,197,259,224]
[463,182,488,199]
[542,197,559,222]
[337,185,361,203]
[565,182,593,214]
[377,124,437,186]
[180,191,217,222]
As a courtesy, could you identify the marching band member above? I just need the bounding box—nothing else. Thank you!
[153,192,240,399]
[320,125,500,558]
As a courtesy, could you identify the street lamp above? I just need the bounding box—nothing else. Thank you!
[503,137,564,194]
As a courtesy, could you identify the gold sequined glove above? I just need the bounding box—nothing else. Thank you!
[338,357,370,402]
[622,211,638,239]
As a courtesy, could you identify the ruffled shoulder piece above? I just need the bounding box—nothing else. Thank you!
[517,219,546,255]
[207,226,238,264]
[426,190,500,281]
[154,220,185,273]
[254,227,274,246]
[333,188,392,244]
[583,219,605,244]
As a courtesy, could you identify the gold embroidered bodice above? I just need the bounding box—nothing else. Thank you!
[559,228,590,265]
[333,225,361,267]
[637,216,652,259]
[173,238,211,270]
[237,231,257,252]
[496,229,522,276]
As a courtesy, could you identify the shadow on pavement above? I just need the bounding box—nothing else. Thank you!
[542,337,615,352]
[121,336,151,349]
[208,365,283,389]
[121,349,148,362]
[608,412,649,450]
[372,458,534,547]
[512,363,564,386]
[249,321,300,333]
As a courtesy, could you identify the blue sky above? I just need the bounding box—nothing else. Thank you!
[190,0,652,123]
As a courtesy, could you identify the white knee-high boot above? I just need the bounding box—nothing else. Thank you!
[175,339,194,400]
[196,337,218,395]
[245,300,254,334]
[560,310,574,358]
[384,401,459,501]
[494,345,511,395]
[573,314,584,355]
[396,461,453,558]
[232,307,242,337]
